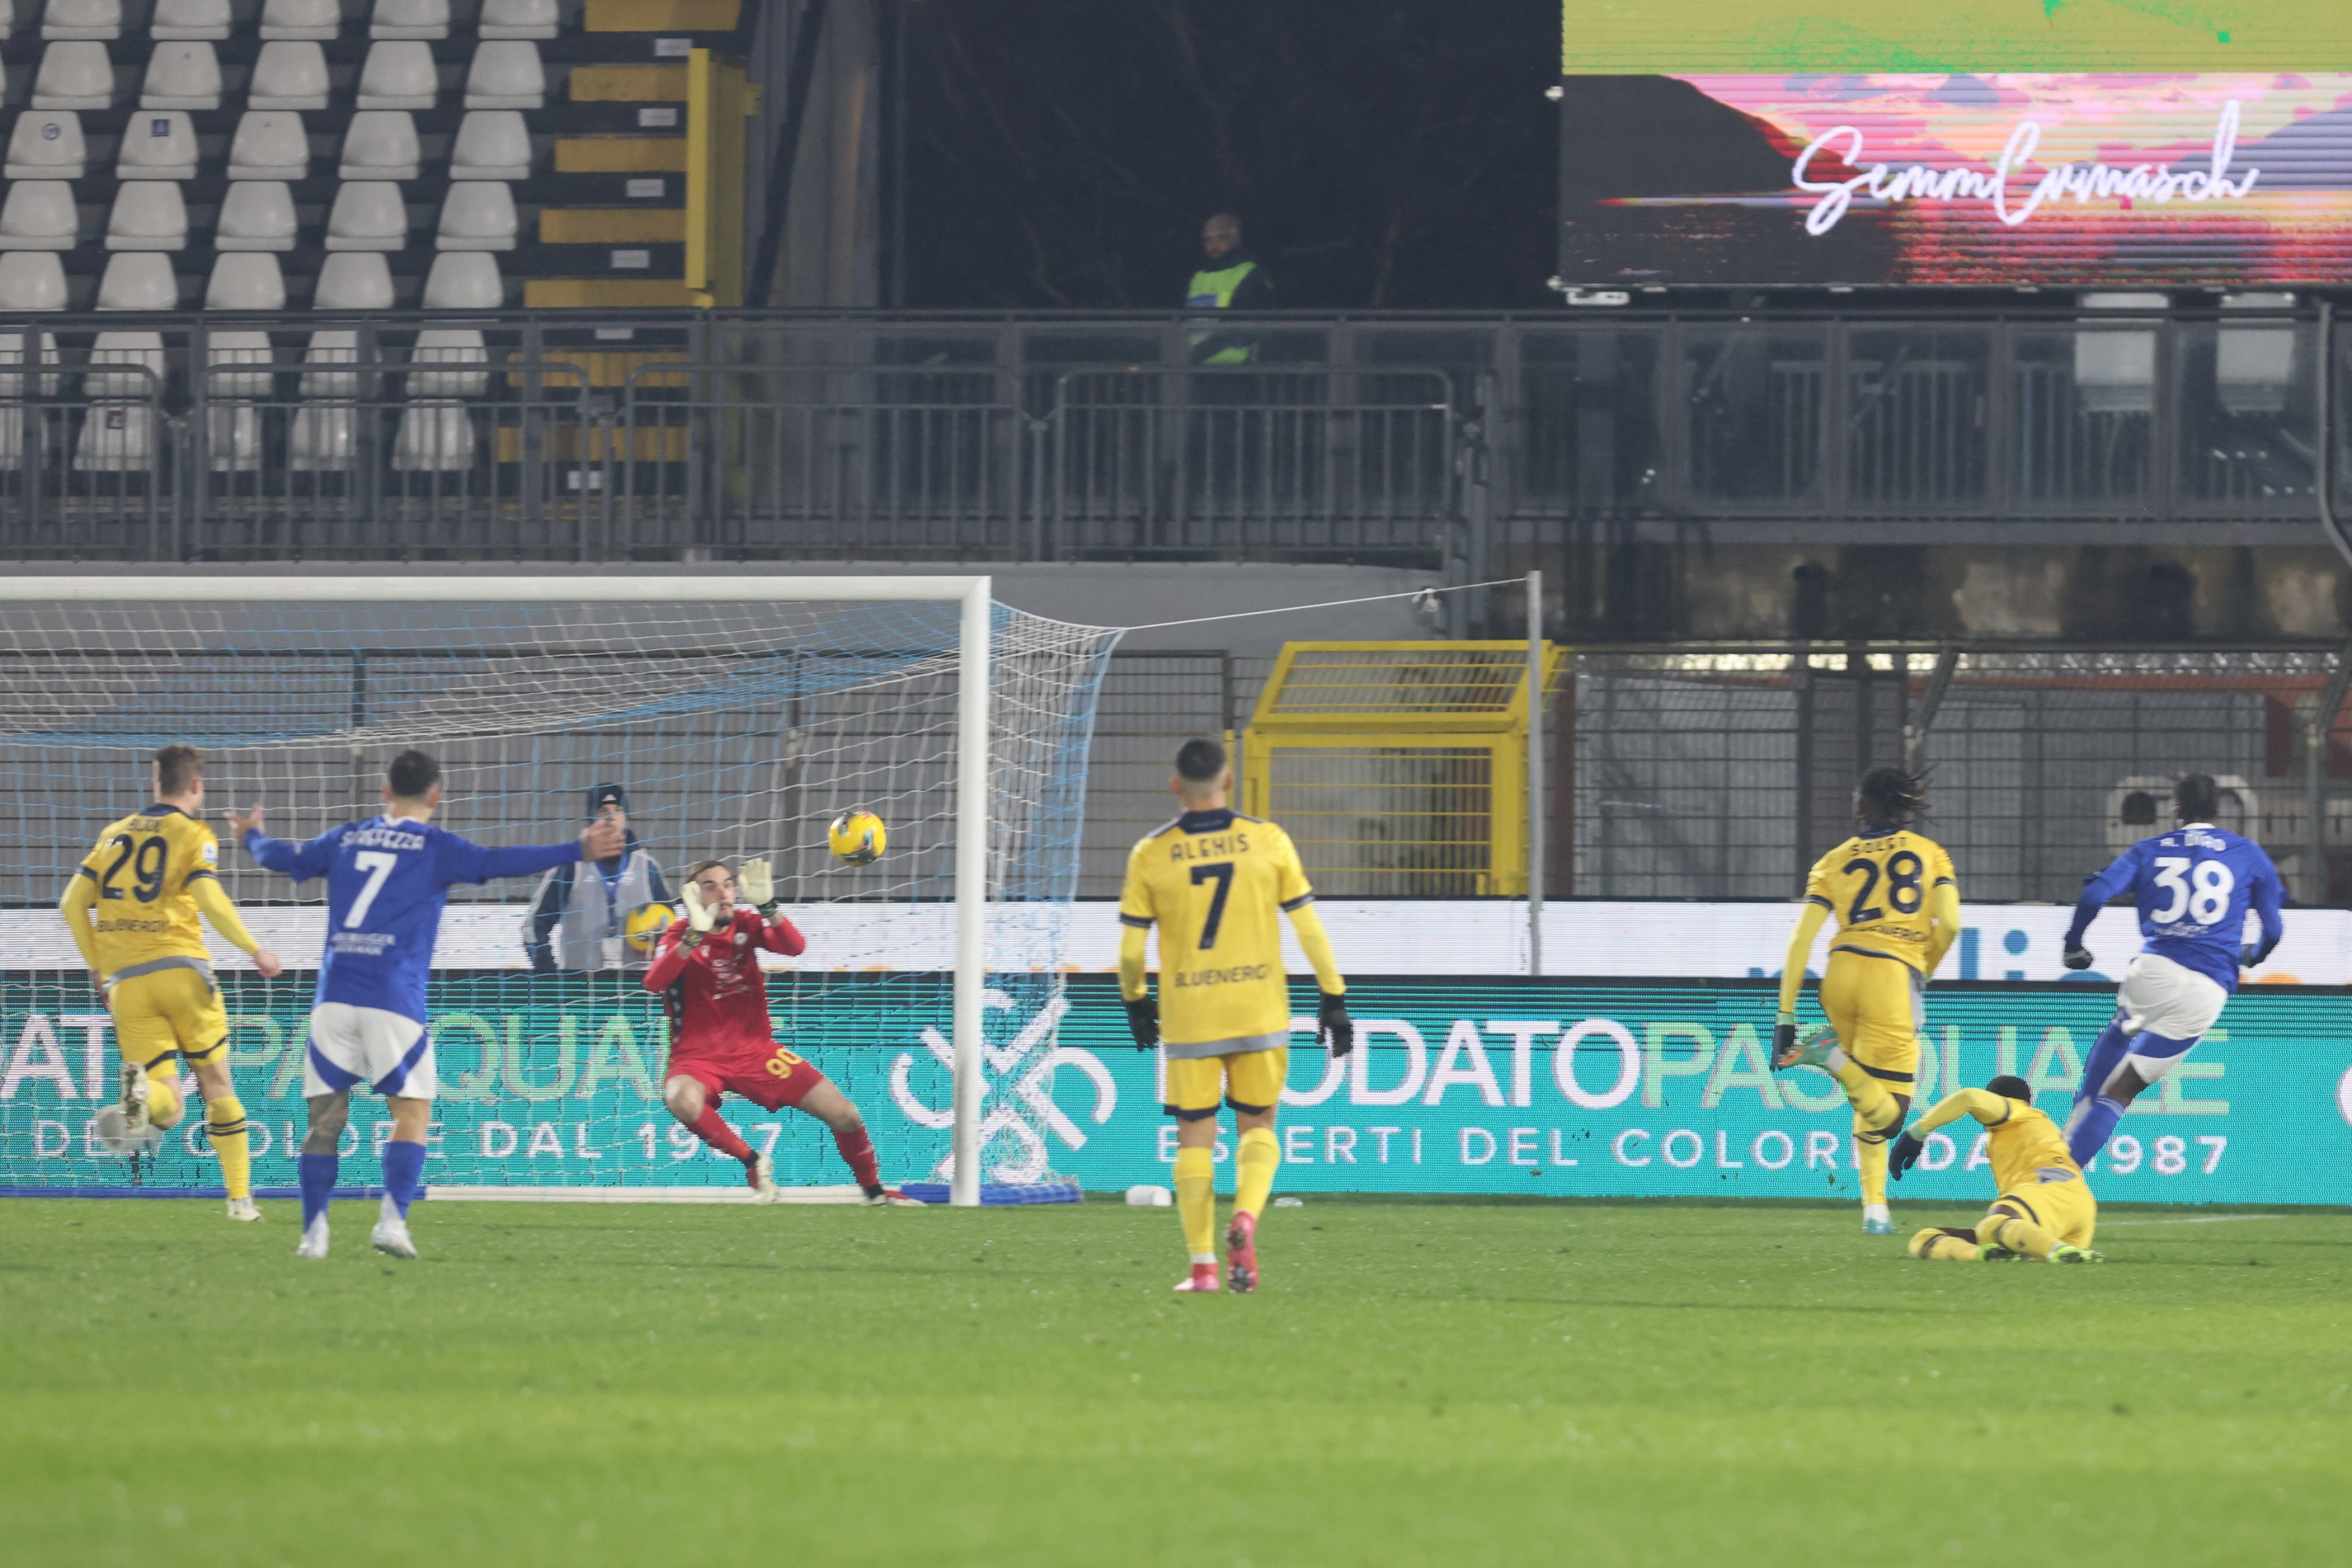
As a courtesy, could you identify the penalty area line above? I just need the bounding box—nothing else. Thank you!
[2096,1214,2297,1226]
[424,1185,880,1205]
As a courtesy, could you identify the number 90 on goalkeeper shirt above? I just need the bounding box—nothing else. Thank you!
[827,810,887,866]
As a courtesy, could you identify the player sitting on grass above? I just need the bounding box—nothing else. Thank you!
[234,749,625,1261]
[644,857,906,1205]
[1889,1074,2102,1264]
[1118,738,1353,1294]
[61,743,285,1222]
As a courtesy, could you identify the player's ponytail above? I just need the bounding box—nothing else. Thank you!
[1856,767,1928,829]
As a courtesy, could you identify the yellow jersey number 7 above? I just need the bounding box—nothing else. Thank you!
[1190,863,1234,948]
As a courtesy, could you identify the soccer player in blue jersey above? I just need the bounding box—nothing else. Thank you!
[2059,773,2284,1170]
[230,750,625,1261]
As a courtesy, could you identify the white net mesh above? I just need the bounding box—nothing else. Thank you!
[0,589,1120,1196]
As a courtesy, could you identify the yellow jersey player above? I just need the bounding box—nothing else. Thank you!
[1118,738,1353,1294]
[1770,768,1960,1234]
[57,744,284,1220]
[1888,1075,2103,1263]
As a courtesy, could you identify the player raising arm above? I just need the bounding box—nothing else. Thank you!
[2057,772,2283,1170]
[643,857,905,1204]
[232,748,625,1261]
[1119,738,1353,1294]
[60,743,284,1222]
[1889,1075,2102,1264]
[1770,768,1961,1235]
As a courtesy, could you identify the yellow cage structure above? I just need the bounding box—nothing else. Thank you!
[1241,641,1565,897]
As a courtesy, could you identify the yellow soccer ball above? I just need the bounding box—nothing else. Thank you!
[622,900,676,953]
[828,809,887,866]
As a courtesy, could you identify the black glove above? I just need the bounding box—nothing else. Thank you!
[1123,996,1159,1051]
[2241,943,2265,969]
[1887,1129,1926,1181]
[1771,1019,1796,1065]
[2062,945,2093,971]
[1318,993,1355,1058]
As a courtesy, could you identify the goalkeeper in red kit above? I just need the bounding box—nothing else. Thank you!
[644,857,909,1204]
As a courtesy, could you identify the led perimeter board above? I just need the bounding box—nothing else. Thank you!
[1556,1,2352,288]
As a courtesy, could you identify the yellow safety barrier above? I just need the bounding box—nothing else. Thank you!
[685,48,756,308]
[1243,641,1565,897]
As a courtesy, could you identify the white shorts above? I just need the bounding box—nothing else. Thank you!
[2116,953,2228,1046]
[305,1003,436,1100]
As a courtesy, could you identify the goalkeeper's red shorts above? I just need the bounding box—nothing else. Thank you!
[669,1044,826,1112]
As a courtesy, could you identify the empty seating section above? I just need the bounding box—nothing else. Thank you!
[117,111,199,177]
[0,0,749,515]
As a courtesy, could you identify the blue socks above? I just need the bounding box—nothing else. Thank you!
[2065,1094,2126,1168]
[382,1140,426,1219]
[2066,1018,2136,1167]
[2075,1018,2134,1107]
[299,1142,425,1225]
[298,1152,338,1227]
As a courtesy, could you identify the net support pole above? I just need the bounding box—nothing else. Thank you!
[1526,569,1544,978]
[2307,639,2352,906]
[950,577,992,1207]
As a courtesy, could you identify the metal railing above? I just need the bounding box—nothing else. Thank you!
[0,305,2344,561]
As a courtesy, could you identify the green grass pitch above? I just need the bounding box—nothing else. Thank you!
[4,1196,2348,1566]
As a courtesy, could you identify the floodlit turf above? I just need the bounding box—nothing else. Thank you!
[3,1197,2349,1566]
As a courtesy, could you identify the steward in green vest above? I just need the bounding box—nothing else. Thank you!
[1185,212,1275,365]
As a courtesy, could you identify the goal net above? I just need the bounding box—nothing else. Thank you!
[0,579,1120,1205]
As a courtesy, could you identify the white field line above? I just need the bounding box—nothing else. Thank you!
[423,1184,888,1206]
[2097,1214,2302,1226]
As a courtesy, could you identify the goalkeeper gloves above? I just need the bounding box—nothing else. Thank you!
[680,883,721,948]
[737,856,779,916]
[2062,945,2094,971]
[1771,1011,1797,1067]
[1886,1127,1926,1181]
[1318,992,1355,1058]
[1123,995,1159,1051]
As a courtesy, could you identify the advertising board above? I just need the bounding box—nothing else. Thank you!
[1558,1,2352,286]
[7,975,2346,1209]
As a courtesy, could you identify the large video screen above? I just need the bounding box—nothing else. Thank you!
[1558,1,2352,287]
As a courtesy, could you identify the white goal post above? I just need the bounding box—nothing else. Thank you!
[2,574,1003,1207]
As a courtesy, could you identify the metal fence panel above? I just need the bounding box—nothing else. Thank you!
[0,308,2344,561]
[1553,648,2349,906]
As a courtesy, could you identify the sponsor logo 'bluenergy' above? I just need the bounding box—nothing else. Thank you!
[1793,100,2260,234]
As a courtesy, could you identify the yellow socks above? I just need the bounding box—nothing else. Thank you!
[1173,1129,1279,1263]
[206,1094,252,1201]
[1907,1227,1980,1261]
[1976,1211,2059,1260]
[1856,1134,1889,1207]
[1233,1127,1281,1220]
[1826,1049,1900,1137]
[144,1067,183,1130]
[1173,1146,1216,1260]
